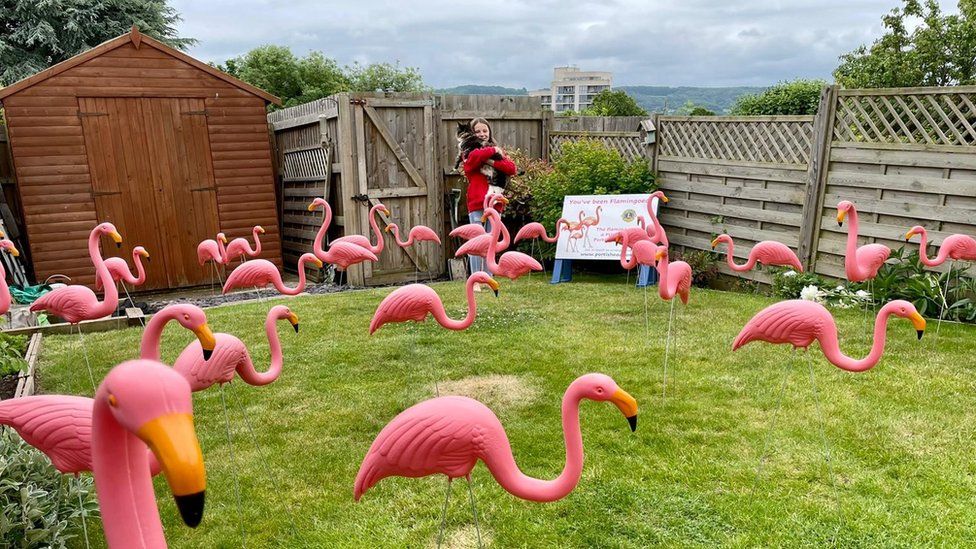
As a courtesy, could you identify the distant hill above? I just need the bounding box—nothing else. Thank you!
[617,86,767,114]
[436,85,528,95]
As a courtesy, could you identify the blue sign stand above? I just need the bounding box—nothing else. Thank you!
[550,259,573,284]
[636,264,659,287]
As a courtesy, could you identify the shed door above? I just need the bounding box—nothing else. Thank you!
[79,97,220,290]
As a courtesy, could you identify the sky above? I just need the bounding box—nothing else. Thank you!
[171,0,959,89]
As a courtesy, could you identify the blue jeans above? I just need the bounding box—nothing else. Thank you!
[467,210,492,275]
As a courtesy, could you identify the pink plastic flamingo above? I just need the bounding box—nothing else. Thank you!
[30,222,121,324]
[0,240,20,315]
[732,299,926,372]
[308,198,379,271]
[96,246,150,291]
[482,209,542,280]
[837,200,890,282]
[224,225,265,263]
[222,253,323,296]
[514,219,565,244]
[646,191,669,246]
[333,203,390,255]
[905,226,976,266]
[354,373,638,505]
[1,361,207,547]
[139,303,218,363]
[369,272,500,334]
[197,232,228,266]
[455,196,512,258]
[654,248,692,304]
[449,193,506,241]
[171,305,299,392]
[386,223,442,247]
[609,232,658,271]
[710,234,803,272]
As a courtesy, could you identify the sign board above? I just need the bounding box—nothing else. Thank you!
[554,194,659,260]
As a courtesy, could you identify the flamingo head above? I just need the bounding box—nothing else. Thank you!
[217,233,227,244]
[654,247,669,263]
[254,225,265,235]
[710,234,732,249]
[134,246,149,262]
[571,373,639,432]
[301,253,324,269]
[836,200,855,226]
[376,204,391,217]
[271,305,301,333]
[605,232,623,246]
[469,272,500,297]
[97,360,206,527]
[0,240,19,257]
[881,300,927,339]
[384,223,398,234]
[158,304,217,361]
[97,222,123,248]
[308,198,328,212]
[651,190,669,203]
[905,225,925,242]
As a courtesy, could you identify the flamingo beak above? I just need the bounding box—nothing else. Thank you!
[385,225,393,233]
[485,277,500,297]
[659,193,669,203]
[480,213,488,223]
[904,230,915,242]
[836,210,847,227]
[7,245,19,257]
[257,226,265,234]
[110,230,123,248]
[288,312,300,333]
[381,207,391,217]
[193,323,217,361]
[910,312,926,339]
[609,388,639,431]
[219,235,227,244]
[312,257,324,268]
[710,238,719,249]
[654,249,665,262]
[307,202,317,211]
[137,413,206,527]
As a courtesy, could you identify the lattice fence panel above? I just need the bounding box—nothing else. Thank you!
[833,88,976,147]
[549,133,646,162]
[658,117,815,165]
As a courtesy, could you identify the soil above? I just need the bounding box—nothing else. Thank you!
[0,373,22,400]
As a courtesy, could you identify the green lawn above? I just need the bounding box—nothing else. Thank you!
[38,274,976,547]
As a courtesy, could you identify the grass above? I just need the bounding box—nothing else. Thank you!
[37,274,976,547]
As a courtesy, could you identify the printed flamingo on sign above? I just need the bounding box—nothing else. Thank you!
[580,205,602,248]
[837,200,890,282]
[710,234,803,272]
[354,373,638,543]
[223,253,323,296]
[2,361,207,547]
[482,209,542,280]
[170,306,300,392]
[905,226,976,266]
[732,299,926,371]
[224,225,265,264]
[0,240,20,316]
[333,203,391,255]
[369,272,500,334]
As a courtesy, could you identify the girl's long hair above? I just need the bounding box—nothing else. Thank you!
[470,117,497,146]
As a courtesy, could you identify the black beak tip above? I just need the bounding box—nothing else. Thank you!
[293,323,300,333]
[917,330,924,340]
[837,221,843,227]
[202,348,213,361]
[493,289,499,297]
[174,491,205,528]
[627,415,638,432]
[115,242,122,248]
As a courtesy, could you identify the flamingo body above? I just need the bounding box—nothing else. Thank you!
[322,242,379,270]
[222,254,323,296]
[654,248,692,304]
[197,233,228,265]
[837,201,890,282]
[354,373,638,503]
[483,209,542,280]
[369,272,498,334]
[732,299,926,372]
[514,221,562,244]
[97,246,149,290]
[0,395,94,474]
[333,204,390,255]
[224,226,264,261]
[450,224,487,240]
[906,225,976,266]
[711,235,803,272]
[387,223,441,247]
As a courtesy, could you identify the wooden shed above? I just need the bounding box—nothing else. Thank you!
[0,27,283,291]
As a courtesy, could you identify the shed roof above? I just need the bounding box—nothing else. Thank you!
[0,26,281,105]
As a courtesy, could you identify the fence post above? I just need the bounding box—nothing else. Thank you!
[542,109,553,162]
[650,112,660,175]
[797,85,838,272]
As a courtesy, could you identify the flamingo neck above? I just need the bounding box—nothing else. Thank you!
[486,213,502,273]
[720,239,750,271]
[238,315,284,386]
[844,208,865,279]
[278,257,309,295]
[216,237,228,264]
[432,277,478,330]
[647,198,667,246]
[484,386,584,502]
[90,231,118,317]
[391,226,411,247]
[313,205,333,260]
[544,220,562,243]
[140,311,177,360]
[619,234,636,270]
[250,228,262,256]
[368,207,385,253]
[92,397,166,548]
[656,257,673,299]
[131,252,147,285]
[820,308,890,372]
[914,229,940,267]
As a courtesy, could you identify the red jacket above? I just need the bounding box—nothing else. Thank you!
[463,146,517,213]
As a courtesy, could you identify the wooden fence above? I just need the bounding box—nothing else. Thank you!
[653,85,976,283]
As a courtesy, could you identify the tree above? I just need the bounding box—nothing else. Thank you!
[586,89,648,116]
[344,61,429,93]
[217,46,349,108]
[0,0,194,86]
[676,101,715,116]
[834,0,976,88]
[730,79,825,115]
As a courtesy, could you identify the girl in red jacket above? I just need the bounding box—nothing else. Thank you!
[462,118,517,288]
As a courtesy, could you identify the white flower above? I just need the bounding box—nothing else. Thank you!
[835,285,845,292]
[800,285,823,302]
[782,270,798,277]
[856,290,870,298]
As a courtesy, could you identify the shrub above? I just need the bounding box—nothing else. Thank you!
[0,333,28,377]
[527,139,655,232]
[730,79,826,115]
[671,249,719,288]
[0,429,98,547]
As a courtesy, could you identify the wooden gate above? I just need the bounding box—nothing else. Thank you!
[339,94,444,285]
[79,97,220,289]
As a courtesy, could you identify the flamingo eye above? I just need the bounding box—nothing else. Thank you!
[108,394,118,407]
[596,387,604,395]
[183,314,190,321]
